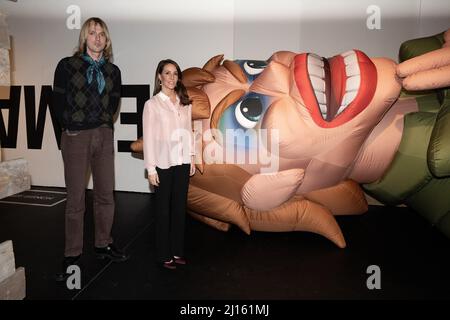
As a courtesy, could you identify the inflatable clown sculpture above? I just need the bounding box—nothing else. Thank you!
[132,30,450,247]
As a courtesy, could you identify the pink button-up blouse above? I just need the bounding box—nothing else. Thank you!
[143,91,195,175]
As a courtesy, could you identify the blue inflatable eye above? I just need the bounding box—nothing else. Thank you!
[235,96,263,129]
[243,60,267,75]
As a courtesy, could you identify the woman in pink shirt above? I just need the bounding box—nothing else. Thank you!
[143,59,195,270]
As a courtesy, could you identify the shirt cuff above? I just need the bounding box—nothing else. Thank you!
[147,166,157,175]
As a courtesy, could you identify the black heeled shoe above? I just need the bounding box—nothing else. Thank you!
[161,259,177,270]
[173,256,186,265]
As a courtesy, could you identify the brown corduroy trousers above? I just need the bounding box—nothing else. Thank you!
[61,127,115,257]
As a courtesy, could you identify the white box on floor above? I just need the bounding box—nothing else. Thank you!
[0,158,31,200]
[0,240,26,300]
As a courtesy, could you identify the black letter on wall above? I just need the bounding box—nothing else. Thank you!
[0,86,21,148]
[117,85,150,152]
[24,85,62,149]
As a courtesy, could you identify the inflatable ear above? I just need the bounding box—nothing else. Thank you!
[250,61,290,97]
[187,87,211,120]
[182,67,215,87]
[203,54,224,72]
[268,51,296,67]
[223,60,247,84]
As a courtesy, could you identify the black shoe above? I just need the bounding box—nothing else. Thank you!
[160,259,177,270]
[173,256,187,265]
[94,243,129,262]
[55,255,81,282]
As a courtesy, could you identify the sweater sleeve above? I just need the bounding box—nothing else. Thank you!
[52,59,67,129]
[110,67,122,115]
[143,100,157,175]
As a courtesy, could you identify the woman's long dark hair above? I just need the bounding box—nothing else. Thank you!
[153,59,192,106]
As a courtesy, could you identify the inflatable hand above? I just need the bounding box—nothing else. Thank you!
[397,29,450,90]
[363,29,450,238]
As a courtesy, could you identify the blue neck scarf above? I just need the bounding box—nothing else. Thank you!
[82,54,106,94]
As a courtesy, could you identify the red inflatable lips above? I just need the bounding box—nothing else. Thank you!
[294,50,377,128]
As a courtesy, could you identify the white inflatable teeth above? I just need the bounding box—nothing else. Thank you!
[308,54,324,67]
[307,63,325,78]
[340,50,355,57]
[345,63,360,77]
[341,90,358,106]
[336,105,347,115]
[315,91,327,104]
[319,104,327,116]
[344,52,358,66]
[310,76,326,92]
[346,75,360,92]
[306,51,363,120]
[341,50,361,107]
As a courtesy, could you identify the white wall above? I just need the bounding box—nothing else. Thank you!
[0,0,448,192]
[234,0,449,59]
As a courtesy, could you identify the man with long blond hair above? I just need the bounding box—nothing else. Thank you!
[53,17,128,281]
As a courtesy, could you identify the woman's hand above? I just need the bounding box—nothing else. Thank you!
[148,173,160,186]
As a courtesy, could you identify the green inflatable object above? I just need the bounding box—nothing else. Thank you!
[363,31,450,238]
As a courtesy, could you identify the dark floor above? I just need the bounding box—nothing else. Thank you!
[0,186,450,301]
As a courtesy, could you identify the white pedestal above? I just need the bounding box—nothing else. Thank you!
[0,241,26,300]
[0,158,31,200]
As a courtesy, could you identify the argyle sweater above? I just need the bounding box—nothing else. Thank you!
[52,55,121,130]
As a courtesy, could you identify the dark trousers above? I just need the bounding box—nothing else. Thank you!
[154,164,190,263]
[61,127,115,257]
